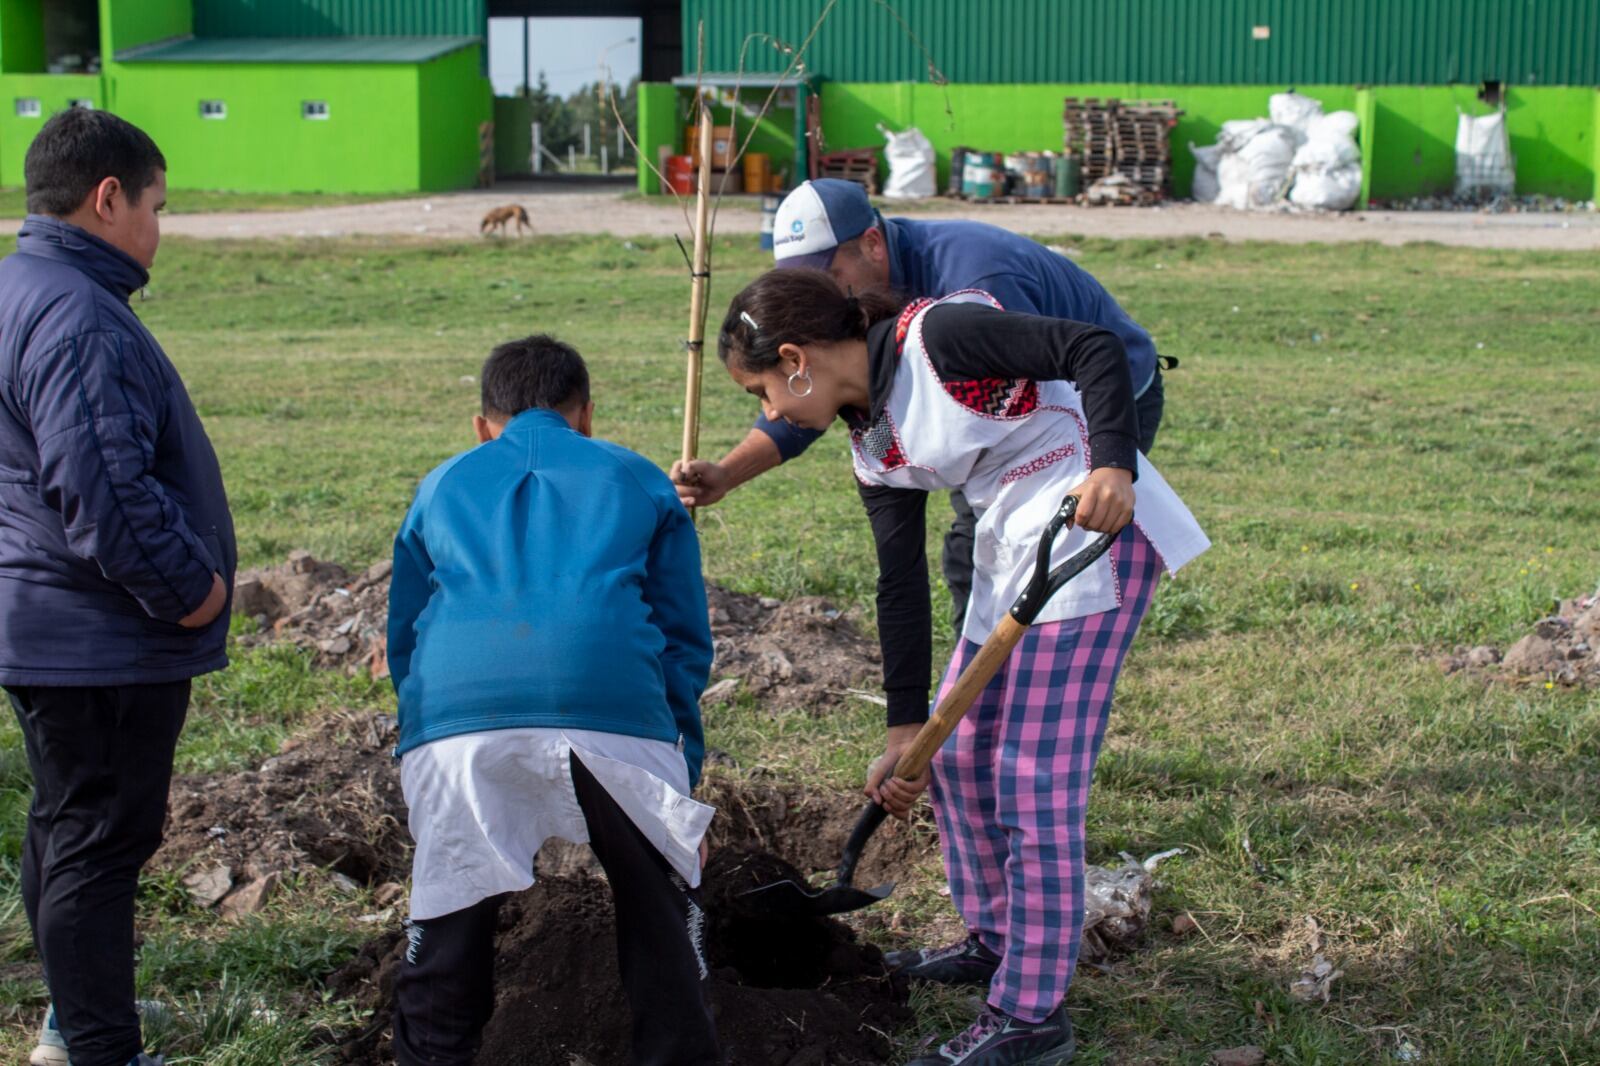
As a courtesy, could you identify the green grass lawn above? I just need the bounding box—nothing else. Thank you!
[1,230,1597,1064]
[0,186,398,219]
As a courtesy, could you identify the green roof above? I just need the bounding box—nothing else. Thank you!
[116,36,479,65]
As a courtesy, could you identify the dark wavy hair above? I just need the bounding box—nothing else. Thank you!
[718,269,902,372]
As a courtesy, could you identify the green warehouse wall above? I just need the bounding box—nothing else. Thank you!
[0,74,104,186]
[104,63,423,193]
[1366,86,1595,201]
[101,0,190,56]
[418,46,490,191]
[636,82,678,192]
[0,0,47,73]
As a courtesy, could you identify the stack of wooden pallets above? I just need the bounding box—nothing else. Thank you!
[1112,100,1180,197]
[1062,98,1118,184]
[815,148,880,194]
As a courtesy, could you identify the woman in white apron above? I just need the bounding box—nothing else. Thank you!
[713,268,1208,1066]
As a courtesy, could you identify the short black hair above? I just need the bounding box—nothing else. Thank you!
[481,335,590,421]
[25,108,167,217]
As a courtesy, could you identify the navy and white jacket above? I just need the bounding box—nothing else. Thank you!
[0,216,235,686]
[386,409,714,783]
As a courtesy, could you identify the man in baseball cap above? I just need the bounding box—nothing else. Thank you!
[768,178,882,270]
[673,178,1175,634]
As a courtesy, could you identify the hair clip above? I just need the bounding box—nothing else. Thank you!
[739,311,761,332]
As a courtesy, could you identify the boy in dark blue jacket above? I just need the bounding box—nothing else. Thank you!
[386,335,720,1066]
[1,110,232,1066]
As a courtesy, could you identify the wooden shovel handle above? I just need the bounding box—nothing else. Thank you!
[888,613,1029,781]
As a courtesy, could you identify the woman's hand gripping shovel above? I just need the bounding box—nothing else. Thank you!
[737,494,1119,919]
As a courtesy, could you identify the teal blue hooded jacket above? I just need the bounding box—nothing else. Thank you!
[386,409,713,783]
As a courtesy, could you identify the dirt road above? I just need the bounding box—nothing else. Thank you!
[5,182,1596,249]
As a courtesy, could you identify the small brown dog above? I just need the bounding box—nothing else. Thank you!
[480,204,531,236]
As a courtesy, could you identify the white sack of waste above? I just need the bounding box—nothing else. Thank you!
[1311,110,1360,141]
[879,125,937,199]
[1454,110,1515,199]
[1189,142,1222,202]
[1216,124,1297,209]
[1218,118,1271,152]
[1289,164,1362,211]
[1269,91,1325,144]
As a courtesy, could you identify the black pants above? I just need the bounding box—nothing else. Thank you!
[943,368,1166,632]
[393,752,722,1066]
[7,681,190,1066]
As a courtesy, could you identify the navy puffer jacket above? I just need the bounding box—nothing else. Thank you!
[0,216,235,686]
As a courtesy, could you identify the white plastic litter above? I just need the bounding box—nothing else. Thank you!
[878,124,937,200]
[1454,109,1515,199]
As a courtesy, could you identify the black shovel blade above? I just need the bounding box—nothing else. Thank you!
[735,878,896,919]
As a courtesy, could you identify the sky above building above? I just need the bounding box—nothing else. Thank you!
[487,17,643,98]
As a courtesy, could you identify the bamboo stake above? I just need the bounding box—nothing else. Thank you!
[680,103,715,477]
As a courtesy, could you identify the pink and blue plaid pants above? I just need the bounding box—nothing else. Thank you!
[928,523,1162,1022]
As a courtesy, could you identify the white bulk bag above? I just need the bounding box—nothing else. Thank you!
[879,124,937,199]
[1289,163,1362,211]
[1454,110,1515,198]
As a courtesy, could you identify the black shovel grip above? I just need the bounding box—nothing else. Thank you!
[835,799,891,888]
[1009,494,1118,626]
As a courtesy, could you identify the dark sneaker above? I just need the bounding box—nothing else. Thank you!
[907,1005,1074,1065]
[885,934,1001,986]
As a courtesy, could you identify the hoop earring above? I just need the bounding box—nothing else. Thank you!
[787,370,814,398]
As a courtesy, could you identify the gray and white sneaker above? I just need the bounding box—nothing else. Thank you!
[30,1001,174,1066]
[906,1005,1075,1066]
[884,934,1001,986]
[28,1006,68,1066]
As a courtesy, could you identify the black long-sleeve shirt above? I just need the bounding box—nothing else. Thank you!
[850,303,1138,726]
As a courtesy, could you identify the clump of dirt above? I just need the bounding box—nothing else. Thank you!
[1441,584,1600,688]
[233,552,394,679]
[334,851,912,1066]
[235,552,884,712]
[703,585,882,713]
[157,710,410,891]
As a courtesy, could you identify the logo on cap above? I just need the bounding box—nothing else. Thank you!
[790,219,804,234]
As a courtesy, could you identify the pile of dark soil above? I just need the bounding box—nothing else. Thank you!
[332,851,912,1066]
[156,711,410,912]
[1441,584,1600,688]
[234,552,884,712]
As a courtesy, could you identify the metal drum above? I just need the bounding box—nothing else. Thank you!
[962,152,1004,198]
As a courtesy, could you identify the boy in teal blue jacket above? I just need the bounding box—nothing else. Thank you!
[386,335,720,1066]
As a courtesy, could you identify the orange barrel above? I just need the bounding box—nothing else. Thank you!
[743,152,771,193]
[664,154,695,195]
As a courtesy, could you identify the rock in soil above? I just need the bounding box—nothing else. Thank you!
[236,552,885,712]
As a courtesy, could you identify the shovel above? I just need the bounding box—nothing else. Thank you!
[738,493,1117,919]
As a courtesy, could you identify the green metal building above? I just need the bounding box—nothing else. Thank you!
[637,0,1600,204]
[0,0,493,193]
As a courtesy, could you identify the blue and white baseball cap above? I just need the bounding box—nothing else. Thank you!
[772,179,879,269]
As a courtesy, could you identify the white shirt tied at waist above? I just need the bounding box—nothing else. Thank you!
[401,727,714,922]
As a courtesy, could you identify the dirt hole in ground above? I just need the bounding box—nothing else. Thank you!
[328,853,915,1066]
[1440,581,1600,688]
